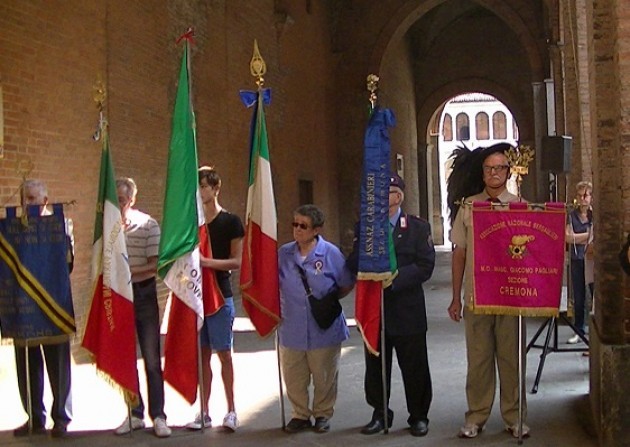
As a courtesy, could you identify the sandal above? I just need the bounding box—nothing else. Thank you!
[506,423,530,438]
[458,423,481,438]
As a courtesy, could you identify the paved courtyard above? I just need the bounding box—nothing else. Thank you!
[0,250,597,446]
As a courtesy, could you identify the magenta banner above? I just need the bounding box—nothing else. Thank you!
[472,202,566,317]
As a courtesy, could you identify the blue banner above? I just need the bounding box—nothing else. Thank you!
[357,107,396,280]
[0,204,75,342]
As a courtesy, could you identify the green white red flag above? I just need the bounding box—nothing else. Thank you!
[239,88,280,337]
[157,43,205,404]
[82,131,138,405]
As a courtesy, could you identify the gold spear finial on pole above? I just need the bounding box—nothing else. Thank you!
[92,75,107,141]
[250,40,267,90]
[506,144,535,200]
[367,74,379,111]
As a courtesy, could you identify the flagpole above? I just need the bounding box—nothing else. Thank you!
[25,343,33,436]
[367,74,390,435]
[183,32,206,433]
[197,331,206,433]
[275,332,286,429]
[518,314,524,445]
[248,39,287,428]
[380,288,388,434]
[94,93,134,436]
[178,28,207,435]
[508,145,532,445]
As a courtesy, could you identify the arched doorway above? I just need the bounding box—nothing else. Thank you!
[429,92,520,245]
[336,0,546,246]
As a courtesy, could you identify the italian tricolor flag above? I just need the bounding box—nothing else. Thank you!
[157,42,205,405]
[82,132,138,405]
[239,88,280,337]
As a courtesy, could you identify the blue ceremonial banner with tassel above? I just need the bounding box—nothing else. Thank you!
[0,204,75,343]
[355,106,397,355]
[357,106,397,280]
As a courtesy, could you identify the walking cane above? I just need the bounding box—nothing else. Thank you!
[275,332,287,429]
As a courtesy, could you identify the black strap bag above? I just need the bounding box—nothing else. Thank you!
[297,265,342,329]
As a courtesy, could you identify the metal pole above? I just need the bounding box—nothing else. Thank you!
[127,402,133,437]
[25,343,33,436]
[275,332,286,429]
[197,330,206,434]
[380,288,388,434]
[182,33,207,436]
[518,315,524,445]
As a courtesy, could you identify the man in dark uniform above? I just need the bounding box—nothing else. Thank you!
[348,174,436,437]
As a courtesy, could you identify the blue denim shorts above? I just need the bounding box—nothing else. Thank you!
[200,297,235,351]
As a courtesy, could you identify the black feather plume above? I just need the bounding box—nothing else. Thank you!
[446,143,515,225]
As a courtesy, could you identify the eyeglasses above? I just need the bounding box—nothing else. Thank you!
[292,222,310,230]
[482,165,509,174]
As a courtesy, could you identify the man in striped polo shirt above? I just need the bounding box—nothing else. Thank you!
[113,177,171,438]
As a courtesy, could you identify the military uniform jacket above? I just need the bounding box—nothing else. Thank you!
[385,211,435,336]
[349,210,436,337]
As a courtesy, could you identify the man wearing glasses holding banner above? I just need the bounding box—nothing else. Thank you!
[448,144,529,440]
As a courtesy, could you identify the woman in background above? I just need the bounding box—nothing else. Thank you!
[566,180,594,344]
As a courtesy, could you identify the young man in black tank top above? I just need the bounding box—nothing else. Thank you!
[186,166,244,432]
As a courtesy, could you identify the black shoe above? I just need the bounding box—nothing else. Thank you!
[314,417,330,433]
[360,416,393,435]
[410,420,429,437]
[13,422,46,437]
[284,418,312,433]
[51,424,68,438]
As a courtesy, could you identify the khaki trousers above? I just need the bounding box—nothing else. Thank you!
[463,308,527,427]
[279,344,341,420]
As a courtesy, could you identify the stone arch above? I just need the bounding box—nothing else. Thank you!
[368,0,545,81]
[364,0,545,227]
[418,78,530,144]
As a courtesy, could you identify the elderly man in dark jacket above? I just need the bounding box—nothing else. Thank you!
[348,174,436,437]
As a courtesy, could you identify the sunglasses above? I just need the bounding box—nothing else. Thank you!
[292,222,310,230]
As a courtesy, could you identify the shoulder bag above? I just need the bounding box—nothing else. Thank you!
[296,265,342,329]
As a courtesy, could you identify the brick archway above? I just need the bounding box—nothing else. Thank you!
[368,0,545,81]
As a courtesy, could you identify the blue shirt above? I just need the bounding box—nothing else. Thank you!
[389,207,401,228]
[278,235,354,350]
[568,208,593,260]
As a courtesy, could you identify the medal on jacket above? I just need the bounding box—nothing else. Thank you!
[400,216,407,229]
[314,260,323,275]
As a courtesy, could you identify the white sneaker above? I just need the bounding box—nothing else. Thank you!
[567,334,580,344]
[186,413,212,430]
[153,417,171,438]
[114,416,145,435]
[222,411,239,432]
[506,423,530,438]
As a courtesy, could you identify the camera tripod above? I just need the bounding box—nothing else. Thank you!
[526,313,588,394]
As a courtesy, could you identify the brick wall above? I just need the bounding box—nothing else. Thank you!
[3,0,630,356]
[0,0,341,356]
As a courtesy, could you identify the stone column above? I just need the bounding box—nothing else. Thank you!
[589,0,630,445]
